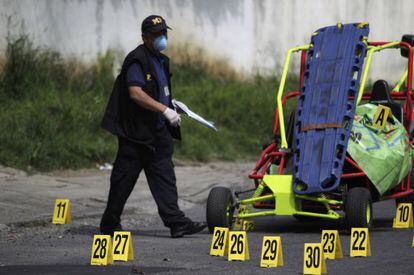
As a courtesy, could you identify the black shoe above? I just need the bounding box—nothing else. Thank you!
[170,222,207,238]
[100,224,123,236]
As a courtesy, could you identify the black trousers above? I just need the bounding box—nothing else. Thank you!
[100,126,190,229]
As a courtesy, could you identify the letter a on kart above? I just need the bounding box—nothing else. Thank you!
[206,23,414,232]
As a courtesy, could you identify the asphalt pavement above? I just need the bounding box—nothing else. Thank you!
[0,164,413,274]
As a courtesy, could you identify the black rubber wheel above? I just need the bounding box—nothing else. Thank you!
[345,187,373,229]
[206,187,234,233]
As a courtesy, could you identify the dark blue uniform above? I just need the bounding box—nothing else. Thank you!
[127,56,170,128]
[100,51,190,234]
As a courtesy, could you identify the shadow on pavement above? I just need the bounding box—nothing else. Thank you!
[251,216,394,235]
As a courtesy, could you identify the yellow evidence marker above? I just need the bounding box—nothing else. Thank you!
[372,104,391,130]
[232,219,243,231]
[412,236,414,247]
[321,230,343,259]
[227,231,250,261]
[260,236,284,268]
[52,199,71,224]
[393,203,414,229]
[350,228,371,257]
[232,205,249,230]
[210,227,229,257]
[233,220,254,231]
[90,235,113,265]
[112,231,134,261]
[242,220,254,231]
[303,243,326,274]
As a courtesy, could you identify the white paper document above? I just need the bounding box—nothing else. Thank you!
[172,99,218,132]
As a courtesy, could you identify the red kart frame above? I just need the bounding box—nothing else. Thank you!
[249,41,414,203]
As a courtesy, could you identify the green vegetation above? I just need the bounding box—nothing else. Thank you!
[0,36,298,171]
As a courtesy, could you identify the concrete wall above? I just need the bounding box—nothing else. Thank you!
[1,0,413,80]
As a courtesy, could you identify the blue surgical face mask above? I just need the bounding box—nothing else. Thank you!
[154,35,167,51]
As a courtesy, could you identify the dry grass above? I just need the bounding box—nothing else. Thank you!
[166,44,239,80]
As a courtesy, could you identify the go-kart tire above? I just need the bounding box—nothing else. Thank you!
[206,187,234,233]
[345,187,373,229]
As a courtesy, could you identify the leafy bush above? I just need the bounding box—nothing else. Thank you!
[0,36,297,171]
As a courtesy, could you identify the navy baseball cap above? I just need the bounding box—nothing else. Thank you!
[141,15,171,33]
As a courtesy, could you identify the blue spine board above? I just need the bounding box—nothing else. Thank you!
[293,23,369,194]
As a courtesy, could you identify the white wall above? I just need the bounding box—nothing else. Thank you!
[1,0,413,80]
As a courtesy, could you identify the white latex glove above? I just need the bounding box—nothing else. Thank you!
[162,107,181,127]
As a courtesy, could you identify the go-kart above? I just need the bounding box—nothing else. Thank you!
[206,23,414,232]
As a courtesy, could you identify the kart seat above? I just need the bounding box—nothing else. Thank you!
[369,80,404,123]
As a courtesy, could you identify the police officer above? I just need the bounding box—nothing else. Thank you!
[100,15,206,238]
